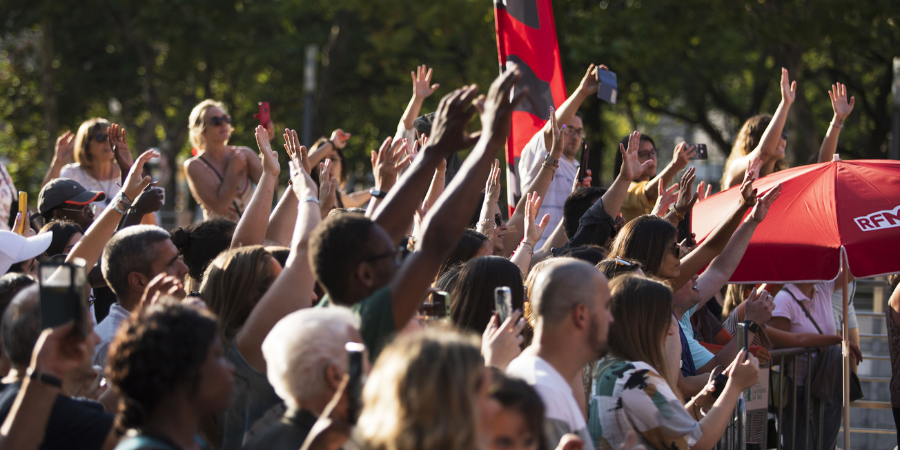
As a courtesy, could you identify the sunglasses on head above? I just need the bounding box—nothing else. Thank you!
[208,115,232,127]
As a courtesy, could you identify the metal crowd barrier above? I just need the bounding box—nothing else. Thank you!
[769,346,825,450]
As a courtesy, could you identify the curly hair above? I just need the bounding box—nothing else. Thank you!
[107,302,218,432]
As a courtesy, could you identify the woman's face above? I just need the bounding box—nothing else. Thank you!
[476,367,501,446]
[664,315,682,379]
[489,406,540,450]
[637,140,658,181]
[491,203,508,254]
[658,238,681,279]
[87,125,113,163]
[324,150,343,182]
[64,232,83,254]
[202,106,232,146]
[194,338,235,413]
[18,258,38,278]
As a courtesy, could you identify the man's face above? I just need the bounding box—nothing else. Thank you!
[358,226,401,294]
[562,116,584,159]
[586,273,613,360]
[149,239,190,282]
[672,274,701,312]
[53,204,95,231]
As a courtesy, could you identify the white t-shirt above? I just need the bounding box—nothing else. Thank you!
[59,164,119,212]
[517,131,579,248]
[506,354,594,450]
[772,282,837,385]
[92,303,131,368]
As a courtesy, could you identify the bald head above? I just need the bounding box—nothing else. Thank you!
[531,259,609,326]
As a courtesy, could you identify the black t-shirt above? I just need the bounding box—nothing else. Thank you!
[242,408,318,450]
[0,382,114,450]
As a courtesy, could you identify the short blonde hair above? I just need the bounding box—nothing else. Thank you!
[356,328,485,450]
[73,118,110,170]
[188,99,231,150]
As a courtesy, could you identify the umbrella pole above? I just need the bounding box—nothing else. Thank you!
[842,254,850,450]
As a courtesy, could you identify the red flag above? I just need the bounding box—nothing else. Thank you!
[494,0,567,213]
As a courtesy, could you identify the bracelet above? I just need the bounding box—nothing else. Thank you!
[27,368,63,388]
[111,192,133,215]
[519,241,534,255]
[667,205,685,221]
[830,121,843,129]
[541,162,558,172]
[301,197,319,205]
[478,218,496,229]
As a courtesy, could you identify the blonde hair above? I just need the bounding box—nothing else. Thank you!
[722,284,751,319]
[199,246,276,342]
[606,275,682,400]
[73,118,111,170]
[721,114,787,188]
[188,99,232,150]
[356,328,485,450]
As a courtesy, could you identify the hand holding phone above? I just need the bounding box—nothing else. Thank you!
[39,258,89,338]
[494,287,513,324]
[578,142,590,184]
[345,342,365,425]
[596,69,618,104]
[687,144,708,160]
[254,102,271,127]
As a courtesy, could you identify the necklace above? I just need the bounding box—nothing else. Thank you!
[85,166,115,205]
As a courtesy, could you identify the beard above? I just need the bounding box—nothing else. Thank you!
[587,315,608,361]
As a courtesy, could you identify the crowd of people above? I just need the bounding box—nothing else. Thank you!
[0,59,897,450]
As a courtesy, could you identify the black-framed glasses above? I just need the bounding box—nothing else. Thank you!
[91,133,109,142]
[494,213,503,228]
[638,148,658,159]
[208,115,232,127]
[361,246,404,266]
[563,127,586,138]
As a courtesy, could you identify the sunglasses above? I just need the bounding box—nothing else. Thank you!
[670,242,681,257]
[59,204,96,216]
[361,246,404,266]
[208,115,232,127]
[494,213,503,228]
[563,127,586,138]
[91,133,109,142]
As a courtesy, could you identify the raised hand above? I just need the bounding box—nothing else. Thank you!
[672,142,696,170]
[743,288,774,327]
[618,131,650,182]
[748,183,782,223]
[53,131,75,165]
[485,159,502,205]
[547,107,566,160]
[673,167,698,216]
[284,128,310,174]
[329,129,351,149]
[651,180,679,217]
[780,68,797,105]
[829,82,855,121]
[412,64,440,99]
[317,160,338,217]
[479,65,529,150]
[289,158,317,201]
[523,193,550,246]
[745,156,762,182]
[109,123,134,175]
[132,182,165,216]
[427,85,481,155]
[739,169,758,207]
[576,63,610,95]
[255,125,280,176]
[482,310,527,370]
[372,137,412,191]
[140,273,186,309]
[695,181,712,203]
[122,150,157,200]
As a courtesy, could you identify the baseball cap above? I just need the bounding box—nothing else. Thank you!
[0,230,53,274]
[38,178,106,218]
[413,113,434,135]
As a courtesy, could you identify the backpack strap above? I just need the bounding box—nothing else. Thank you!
[196,156,244,217]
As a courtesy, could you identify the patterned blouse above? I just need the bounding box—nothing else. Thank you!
[0,161,15,230]
[887,308,900,407]
[589,358,703,450]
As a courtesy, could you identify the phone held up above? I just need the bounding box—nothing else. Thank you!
[578,141,590,184]
[417,290,449,320]
[596,68,618,104]
[737,321,750,361]
[17,191,27,235]
[39,258,90,338]
[494,286,513,324]
[345,342,366,425]
[254,102,271,128]
[688,143,708,160]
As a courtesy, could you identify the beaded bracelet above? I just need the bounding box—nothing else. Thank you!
[111,192,133,215]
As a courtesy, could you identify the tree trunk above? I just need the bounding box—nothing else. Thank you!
[40,16,57,158]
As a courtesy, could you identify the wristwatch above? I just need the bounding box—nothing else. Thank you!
[27,368,63,388]
[369,188,387,199]
[543,154,559,168]
[746,320,762,334]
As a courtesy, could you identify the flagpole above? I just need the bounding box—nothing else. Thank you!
[841,251,850,449]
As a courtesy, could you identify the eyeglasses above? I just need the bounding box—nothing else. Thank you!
[494,213,503,228]
[670,242,681,257]
[361,246,404,266]
[637,148,658,160]
[563,127,586,139]
[208,115,232,127]
[59,204,96,216]
[91,133,109,142]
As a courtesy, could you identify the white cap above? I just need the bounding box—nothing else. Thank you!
[0,230,53,274]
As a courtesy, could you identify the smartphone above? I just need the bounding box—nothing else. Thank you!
[688,144,708,160]
[39,258,89,338]
[578,141,590,184]
[677,210,692,244]
[417,290,449,318]
[254,102,271,127]
[17,191,27,235]
[345,342,366,425]
[596,68,618,104]
[494,287,513,324]
[737,321,749,361]
[712,372,729,399]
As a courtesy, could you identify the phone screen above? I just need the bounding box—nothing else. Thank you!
[688,144,709,160]
[345,342,365,424]
[494,287,512,324]
[578,142,590,184]
[39,259,89,338]
[736,321,749,361]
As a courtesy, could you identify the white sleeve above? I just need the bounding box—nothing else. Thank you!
[517,131,548,193]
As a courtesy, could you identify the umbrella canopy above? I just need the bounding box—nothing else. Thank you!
[692,158,900,283]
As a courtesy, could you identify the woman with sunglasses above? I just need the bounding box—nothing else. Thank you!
[184,100,263,221]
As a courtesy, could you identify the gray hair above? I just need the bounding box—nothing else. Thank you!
[1,285,41,367]
[101,225,171,298]
[531,259,601,326]
[262,307,360,409]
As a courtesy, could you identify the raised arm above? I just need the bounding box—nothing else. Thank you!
[476,160,502,237]
[509,193,549,276]
[643,142,695,203]
[389,69,527,329]
[237,157,319,373]
[602,131,651,217]
[42,132,75,188]
[399,65,440,132]
[817,82,855,163]
[539,64,607,151]
[231,126,280,249]
[365,138,411,216]
[67,150,156,269]
[308,129,351,167]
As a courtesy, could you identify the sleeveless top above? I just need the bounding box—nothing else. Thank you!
[193,148,254,222]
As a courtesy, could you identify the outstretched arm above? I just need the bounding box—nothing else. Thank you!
[231,126,281,249]
[539,64,608,151]
[42,132,75,188]
[399,65,440,132]
[389,69,528,329]
[817,82,855,163]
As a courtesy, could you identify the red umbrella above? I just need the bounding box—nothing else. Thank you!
[692,156,900,449]
[693,158,900,283]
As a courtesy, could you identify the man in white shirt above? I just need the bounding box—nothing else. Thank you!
[506,259,613,450]
[93,225,188,367]
[518,64,608,248]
